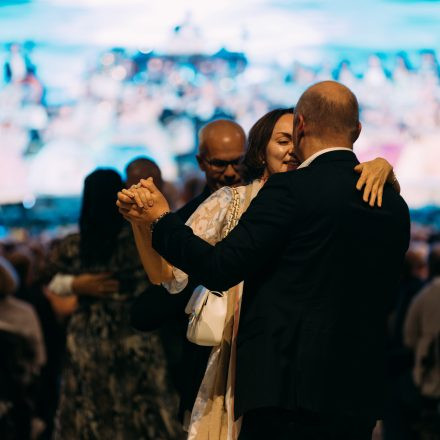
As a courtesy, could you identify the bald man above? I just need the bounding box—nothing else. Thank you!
[125,157,164,190]
[142,81,410,439]
[196,119,246,191]
[130,119,246,425]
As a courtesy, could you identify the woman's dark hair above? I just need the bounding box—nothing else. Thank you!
[79,169,124,266]
[242,108,294,182]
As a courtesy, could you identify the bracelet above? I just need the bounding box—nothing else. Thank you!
[149,211,171,234]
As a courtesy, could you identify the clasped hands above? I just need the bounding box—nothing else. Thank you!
[116,178,170,225]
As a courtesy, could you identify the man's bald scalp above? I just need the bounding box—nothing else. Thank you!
[198,119,246,156]
[295,81,360,141]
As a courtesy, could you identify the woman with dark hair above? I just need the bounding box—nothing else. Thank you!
[120,108,400,439]
[49,169,179,440]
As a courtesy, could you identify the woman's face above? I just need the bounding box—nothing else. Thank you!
[263,113,298,178]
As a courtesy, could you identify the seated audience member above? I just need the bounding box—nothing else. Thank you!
[0,256,46,372]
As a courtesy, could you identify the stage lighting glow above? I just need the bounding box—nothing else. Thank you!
[0,0,439,209]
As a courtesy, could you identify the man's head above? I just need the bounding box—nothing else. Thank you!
[125,157,164,191]
[196,119,246,191]
[293,81,361,163]
[428,243,440,279]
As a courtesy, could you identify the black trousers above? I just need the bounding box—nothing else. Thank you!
[238,407,376,440]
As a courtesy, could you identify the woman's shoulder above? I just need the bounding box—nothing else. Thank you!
[204,181,262,207]
[198,186,235,212]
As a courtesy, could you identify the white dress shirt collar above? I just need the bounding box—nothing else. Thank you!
[297,147,354,169]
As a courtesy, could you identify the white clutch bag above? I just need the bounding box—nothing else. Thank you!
[185,187,243,346]
[185,286,228,346]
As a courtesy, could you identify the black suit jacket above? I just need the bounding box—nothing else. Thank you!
[152,151,411,420]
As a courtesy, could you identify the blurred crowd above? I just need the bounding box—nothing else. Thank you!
[1,41,440,440]
[1,43,440,205]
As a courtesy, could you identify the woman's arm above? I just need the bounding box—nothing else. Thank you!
[117,184,173,285]
[131,222,173,285]
[118,184,236,291]
[354,157,400,207]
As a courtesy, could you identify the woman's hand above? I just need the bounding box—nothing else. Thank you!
[117,184,151,225]
[117,178,170,224]
[71,273,119,297]
[354,157,396,208]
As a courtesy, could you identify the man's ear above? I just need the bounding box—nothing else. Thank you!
[296,114,305,136]
[352,121,362,143]
[196,155,206,172]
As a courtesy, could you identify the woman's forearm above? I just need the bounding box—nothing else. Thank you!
[131,222,173,285]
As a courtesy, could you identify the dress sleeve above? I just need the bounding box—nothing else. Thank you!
[163,187,234,293]
[47,273,75,296]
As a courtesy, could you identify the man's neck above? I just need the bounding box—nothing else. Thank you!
[299,137,353,163]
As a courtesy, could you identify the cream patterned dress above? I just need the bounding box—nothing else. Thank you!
[164,180,264,440]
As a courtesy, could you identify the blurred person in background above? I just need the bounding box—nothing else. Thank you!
[47,169,180,440]
[47,157,166,302]
[384,244,429,440]
[0,329,36,440]
[0,255,46,373]
[125,156,180,211]
[126,156,164,189]
[3,43,33,84]
[404,243,440,439]
[0,255,45,439]
[129,119,247,429]
[5,242,66,439]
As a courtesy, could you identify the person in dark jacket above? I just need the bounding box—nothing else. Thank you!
[122,82,410,440]
[129,120,247,425]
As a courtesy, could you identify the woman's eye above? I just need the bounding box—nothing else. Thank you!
[277,139,290,145]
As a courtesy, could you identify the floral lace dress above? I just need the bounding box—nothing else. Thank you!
[49,226,181,440]
[164,180,263,440]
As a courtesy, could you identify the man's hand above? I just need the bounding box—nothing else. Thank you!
[137,178,171,222]
[354,157,394,208]
[71,273,119,297]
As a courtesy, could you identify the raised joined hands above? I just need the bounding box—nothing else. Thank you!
[116,178,170,225]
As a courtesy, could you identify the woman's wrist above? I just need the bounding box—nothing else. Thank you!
[150,211,171,234]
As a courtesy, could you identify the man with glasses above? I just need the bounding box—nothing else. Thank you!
[196,119,245,191]
[130,119,247,429]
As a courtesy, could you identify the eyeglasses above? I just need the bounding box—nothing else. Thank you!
[200,156,244,172]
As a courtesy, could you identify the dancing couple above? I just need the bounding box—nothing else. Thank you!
[118,81,410,440]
